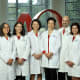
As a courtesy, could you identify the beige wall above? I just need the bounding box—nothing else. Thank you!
[49,0,65,28]
[0,0,8,24]
[50,0,65,17]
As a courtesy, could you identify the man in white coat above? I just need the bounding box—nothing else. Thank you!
[41,17,61,80]
[58,16,70,80]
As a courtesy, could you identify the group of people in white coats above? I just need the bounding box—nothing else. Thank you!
[58,16,80,80]
[0,16,80,80]
[0,22,30,80]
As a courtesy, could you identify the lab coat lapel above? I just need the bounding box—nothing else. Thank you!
[32,30,40,40]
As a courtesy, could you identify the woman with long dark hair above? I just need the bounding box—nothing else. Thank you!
[0,23,16,80]
[13,22,30,80]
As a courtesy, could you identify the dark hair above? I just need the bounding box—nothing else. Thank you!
[70,22,80,35]
[13,22,25,36]
[47,17,56,25]
[0,23,11,37]
[31,19,41,30]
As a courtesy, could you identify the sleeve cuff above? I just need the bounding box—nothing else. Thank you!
[16,57,19,60]
[22,58,27,61]
[42,50,46,54]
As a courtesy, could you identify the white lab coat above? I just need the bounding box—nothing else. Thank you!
[58,27,70,72]
[64,35,80,77]
[0,37,16,80]
[41,30,61,68]
[12,35,30,76]
[28,30,41,74]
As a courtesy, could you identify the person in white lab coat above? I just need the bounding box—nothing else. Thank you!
[28,19,42,80]
[58,16,70,80]
[41,17,61,80]
[13,22,30,80]
[64,23,80,80]
[0,23,16,80]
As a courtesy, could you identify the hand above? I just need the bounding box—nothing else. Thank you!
[66,61,74,67]
[45,52,53,59]
[17,58,24,65]
[38,53,43,57]
[32,53,42,59]
[7,59,13,65]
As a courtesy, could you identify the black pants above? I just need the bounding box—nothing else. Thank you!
[67,76,72,80]
[16,76,25,80]
[58,72,69,80]
[44,68,57,80]
[58,72,67,80]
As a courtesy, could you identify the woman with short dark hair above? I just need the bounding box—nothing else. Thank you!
[41,17,61,80]
[28,19,42,80]
[65,23,80,80]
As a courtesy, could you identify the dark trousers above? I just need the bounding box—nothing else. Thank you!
[67,76,72,80]
[58,72,72,80]
[58,72,67,80]
[16,76,25,80]
[44,68,57,80]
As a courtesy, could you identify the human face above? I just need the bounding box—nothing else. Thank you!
[3,24,10,35]
[72,25,78,35]
[15,24,22,34]
[48,20,55,30]
[32,21,39,31]
[62,16,70,28]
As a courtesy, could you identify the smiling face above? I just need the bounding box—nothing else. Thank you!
[48,20,55,30]
[32,21,39,31]
[62,16,70,28]
[15,23,22,34]
[72,25,79,35]
[2,24,10,35]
